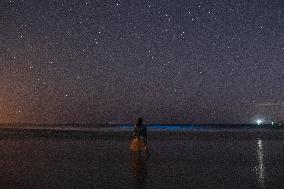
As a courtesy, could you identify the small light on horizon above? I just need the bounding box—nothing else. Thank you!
[256,119,263,125]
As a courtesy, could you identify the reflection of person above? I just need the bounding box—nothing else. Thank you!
[130,118,149,156]
[131,153,148,189]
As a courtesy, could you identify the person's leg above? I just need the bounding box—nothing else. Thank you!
[131,151,136,159]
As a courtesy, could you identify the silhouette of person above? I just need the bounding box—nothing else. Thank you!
[130,118,149,156]
[130,118,150,188]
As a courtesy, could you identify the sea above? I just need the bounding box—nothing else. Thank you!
[0,124,284,189]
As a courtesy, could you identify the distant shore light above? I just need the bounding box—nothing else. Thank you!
[256,119,263,125]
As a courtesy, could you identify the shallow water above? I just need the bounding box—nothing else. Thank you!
[121,124,284,132]
[0,132,284,189]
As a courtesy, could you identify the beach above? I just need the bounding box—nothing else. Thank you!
[0,126,284,189]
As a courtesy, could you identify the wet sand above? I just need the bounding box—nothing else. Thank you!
[0,128,284,189]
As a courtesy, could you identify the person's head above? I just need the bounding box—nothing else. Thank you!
[137,118,143,126]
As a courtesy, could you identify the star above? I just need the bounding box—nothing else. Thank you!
[1,0,282,124]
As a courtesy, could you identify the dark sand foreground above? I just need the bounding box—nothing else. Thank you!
[0,127,284,189]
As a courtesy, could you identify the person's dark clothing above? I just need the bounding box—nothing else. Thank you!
[133,125,147,139]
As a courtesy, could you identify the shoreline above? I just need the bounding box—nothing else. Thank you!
[1,127,284,140]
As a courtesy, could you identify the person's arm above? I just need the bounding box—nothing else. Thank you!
[145,127,148,139]
[140,127,147,139]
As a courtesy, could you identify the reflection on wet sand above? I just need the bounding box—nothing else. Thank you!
[256,139,265,189]
[131,153,148,189]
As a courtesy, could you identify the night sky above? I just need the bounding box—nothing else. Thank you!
[0,0,283,124]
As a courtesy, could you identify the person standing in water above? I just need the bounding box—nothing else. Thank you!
[130,118,149,156]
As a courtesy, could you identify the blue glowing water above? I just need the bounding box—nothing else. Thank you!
[119,124,281,132]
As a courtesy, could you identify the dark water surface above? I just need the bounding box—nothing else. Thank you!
[0,130,284,189]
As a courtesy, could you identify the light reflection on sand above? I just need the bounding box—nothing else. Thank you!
[256,139,265,189]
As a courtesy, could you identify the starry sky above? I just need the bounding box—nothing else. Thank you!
[0,0,283,124]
